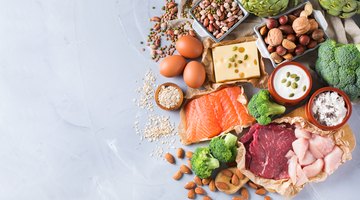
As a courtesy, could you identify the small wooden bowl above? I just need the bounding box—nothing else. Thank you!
[155,82,184,111]
[306,87,352,131]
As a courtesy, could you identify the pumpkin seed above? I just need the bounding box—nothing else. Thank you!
[229,57,235,62]
[291,82,298,89]
[281,79,287,83]
[228,63,232,68]
[244,54,249,60]
[290,74,297,78]
[232,46,238,51]
[303,85,307,91]
[286,81,291,87]
[295,76,300,81]
[238,60,243,64]
[289,93,295,97]
[286,72,290,77]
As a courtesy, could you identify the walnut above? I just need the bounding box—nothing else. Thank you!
[267,28,283,47]
[292,17,310,35]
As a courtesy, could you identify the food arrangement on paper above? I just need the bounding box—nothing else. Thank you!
[140,0,359,199]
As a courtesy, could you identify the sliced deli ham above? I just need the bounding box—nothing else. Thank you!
[303,159,324,178]
[324,146,343,174]
[294,128,311,139]
[292,138,309,160]
[309,134,335,159]
[299,150,316,166]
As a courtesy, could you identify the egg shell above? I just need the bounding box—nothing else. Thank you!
[159,55,187,77]
[183,61,206,88]
[175,35,203,59]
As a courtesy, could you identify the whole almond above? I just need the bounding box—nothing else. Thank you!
[184,181,196,190]
[195,187,206,195]
[231,174,240,186]
[180,164,192,174]
[203,196,212,200]
[164,153,175,164]
[255,188,267,195]
[248,181,259,189]
[215,181,230,190]
[240,187,249,200]
[209,180,216,192]
[194,176,203,186]
[264,196,271,200]
[222,169,233,177]
[202,178,211,185]
[177,148,185,159]
[188,189,195,199]
[282,39,296,50]
[186,151,193,158]
[232,196,245,200]
[235,169,244,179]
[173,171,183,180]
[187,159,192,169]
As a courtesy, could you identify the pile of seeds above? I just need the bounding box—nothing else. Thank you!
[157,85,182,109]
[135,70,156,111]
[146,0,195,62]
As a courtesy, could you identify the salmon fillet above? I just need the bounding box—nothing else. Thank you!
[181,86,255,144]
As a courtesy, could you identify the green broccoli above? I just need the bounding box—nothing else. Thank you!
[247,90,286,125]
[191,147,220,179]
[315,39,360,100]
[209,133,238,163]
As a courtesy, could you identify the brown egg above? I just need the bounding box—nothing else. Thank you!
[159,55,186,77]
[183,61,206,88]
[176,35,203,59]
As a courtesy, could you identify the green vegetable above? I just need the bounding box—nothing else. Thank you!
[191,147,220,179]
[209,133,238,163]
[315,39,360,100]
[240,0,290,17]
[319,0,360,18]
[247,90,286,125]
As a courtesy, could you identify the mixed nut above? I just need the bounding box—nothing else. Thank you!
[192,0,244,39]
[259,2,326,64]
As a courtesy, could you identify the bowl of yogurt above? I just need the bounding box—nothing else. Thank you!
[306,87,352,130]
[268,62,312,105]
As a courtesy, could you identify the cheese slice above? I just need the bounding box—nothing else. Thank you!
[212,41,261,83]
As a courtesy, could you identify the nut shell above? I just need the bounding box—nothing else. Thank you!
[292,17,310,35]
[267,28,283,46]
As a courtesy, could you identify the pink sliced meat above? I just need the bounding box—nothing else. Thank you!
[295,128,312,139]
[299,150,316,166]
[292,138,309,160]
[303,159,324,178]
[296,164,309,186]
[324,146,343,174]
[309,134,335,159]
[288,155,298,184]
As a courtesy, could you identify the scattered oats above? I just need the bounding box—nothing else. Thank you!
[157,85,181,109]
[136,70,156,111]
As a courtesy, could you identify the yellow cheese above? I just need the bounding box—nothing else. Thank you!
[212,41,260,83]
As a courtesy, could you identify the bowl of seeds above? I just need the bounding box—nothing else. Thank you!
[155,82,184,111]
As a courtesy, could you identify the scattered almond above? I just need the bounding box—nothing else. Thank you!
[240,187,249,200]
[255,188,267,195]
[164,153,175,164]
[195,187,206,195]
[177,148,185,159]
[188,189,195,199]
[173,170,183,180]
[231,174,240,186]
[202,178,211,185]
[221,169,233,177]
[194,176,203,186]
[180,164,192,174]
[248,181,259,189]
[232,196,245,200]
[186,151,193,158]
[184,181,196,190]
[264,196,271,200]
[235,169,244,179]
[203,196,212,200]
[215,181,230,190]
[209,180,216,192]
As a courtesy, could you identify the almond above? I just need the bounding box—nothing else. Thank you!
[235,169,244,180]
[187,159,192,169]
[203,196,212,200]
[232,196,245,200]
[231,174,240,186]
[180,164,192,174]
[264,196,271,200]
[177,148,185,159]
[221,169,233,177]
[188,189,195,199]
[282,39,296,50]
[255,188,267,195]
[282,53,293,60]
[164,153,175,164]
[240,187,249,200]
[209,180,216,192]
[195,187,206,195]
[248,181,259,189]
[202,178,211,185]
[173,171,183,180]
[215,181,230,190]
[184,181,196,190]
[186,151,193,158]
[194,176,203,186]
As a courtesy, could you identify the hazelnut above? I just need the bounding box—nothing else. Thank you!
[267,45,275,53]
[288,15,297,24]
[279,15,288,25]
[260,26,268,36]
[309,19,319,32]
[266,18,279,29]
[292,17,310,35]
[267,28,283,46]
[311,29,325,41]
[282,39,296,50]
[286,34,296,42]
[288,48,295,53]
[299,35,311,46]
[283,53,293,60]
[276,45,287,56]
[279,25,294,34]
[307,40,318,49]
[292,9,302,17]
[295,45,306,55]
[317,37,325,43]
[270,52,283,64]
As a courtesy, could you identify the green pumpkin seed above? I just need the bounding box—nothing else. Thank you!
[281,79,287,83]
[229,57,235,62]
[290,74,297,78]
[238,60,243,64]
[286,81,291,87]
[228,63,232,68]
[234,54,238,58]
[286,72,290,77]
[232,46,238,51]
[244,54,249,60]
[295,76,300,81]
[291,82,298,89]
[289,93,295,97]
[303,85,307,91]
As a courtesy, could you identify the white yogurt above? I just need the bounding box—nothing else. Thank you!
[273,64,310,100]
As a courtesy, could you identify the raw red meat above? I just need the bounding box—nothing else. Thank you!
[240,123,297,180]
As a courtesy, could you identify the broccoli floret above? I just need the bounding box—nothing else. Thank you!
[318,39,337,61]
[319,60,340,86]
[337,66,356,88]
[340,85,360,100]
[248,90,286,125]
[209,133,238,163]
[191,147,220,179]
[334,44,360,69]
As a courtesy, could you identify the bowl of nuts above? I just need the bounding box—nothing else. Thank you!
[254,2,328,67]
[190,0,249,43]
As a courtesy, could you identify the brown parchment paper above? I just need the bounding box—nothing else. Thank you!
[201,36,269,89]
[178,85,254,145]
[236,116,353,198]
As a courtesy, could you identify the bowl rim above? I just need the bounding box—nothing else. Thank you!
[305,87,353,130]
[268,61,313,104]
[155,82,184,111]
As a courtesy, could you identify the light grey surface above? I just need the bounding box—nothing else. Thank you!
[0,0,359,200]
